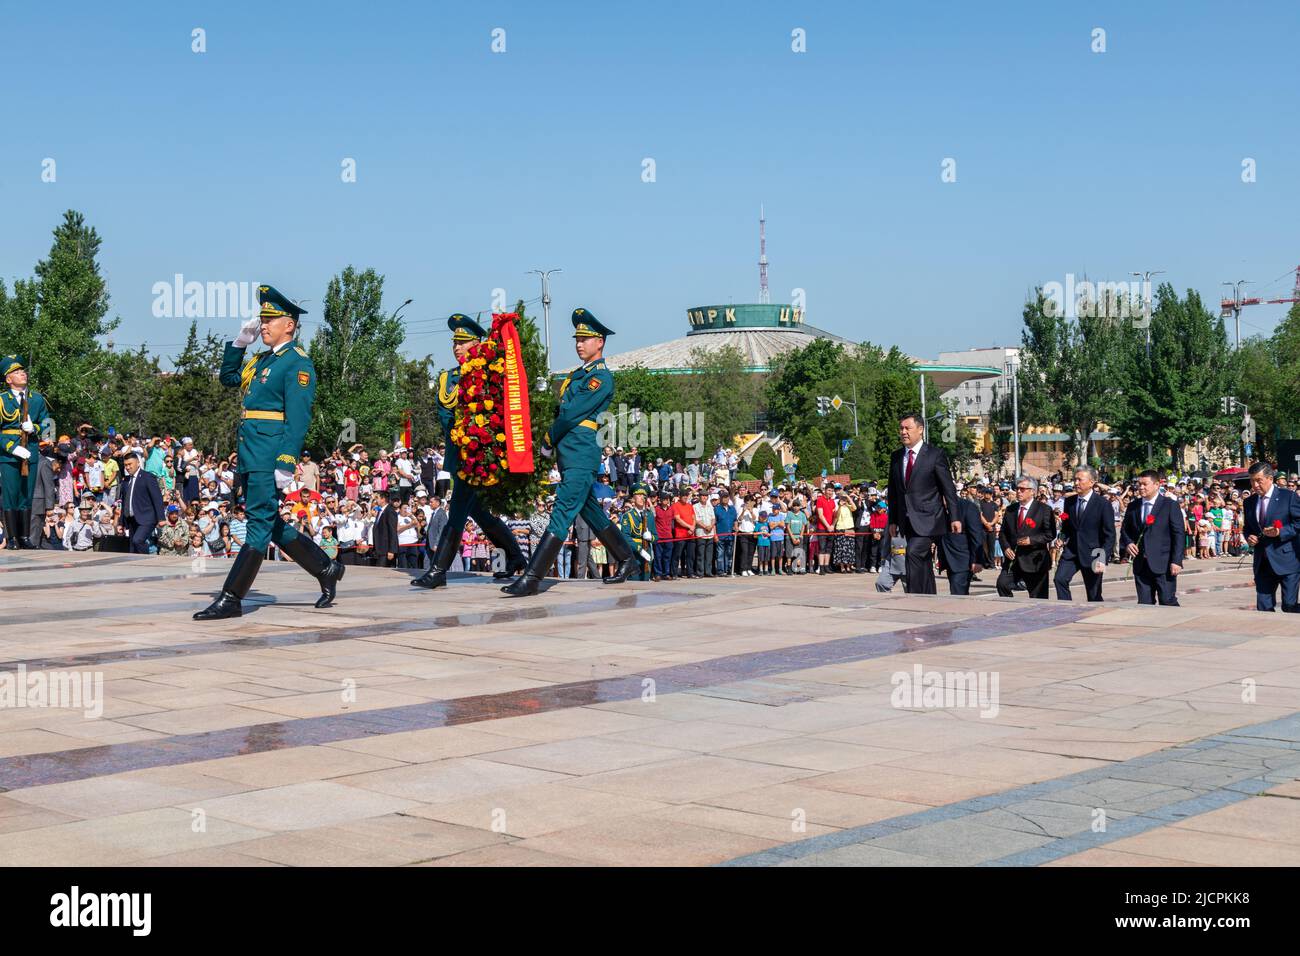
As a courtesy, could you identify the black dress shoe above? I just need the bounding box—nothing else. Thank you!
[193,591,242,620]
[411,568,447,590]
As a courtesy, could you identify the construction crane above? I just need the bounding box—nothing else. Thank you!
[1220,264,1300,348]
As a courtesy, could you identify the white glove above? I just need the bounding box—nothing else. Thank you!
[11,445,31,460]
[539,444,553,459]
[233,316,263,348]
[20,419,34,434]
[274,470,294,491]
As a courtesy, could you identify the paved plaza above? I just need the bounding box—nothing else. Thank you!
[0,551,1298,867]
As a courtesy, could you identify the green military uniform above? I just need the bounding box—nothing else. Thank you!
[0,356,49,548]
[503,308,638,595]
[194,286,344,620]
[411,314,526,589]
[618,486,656,581]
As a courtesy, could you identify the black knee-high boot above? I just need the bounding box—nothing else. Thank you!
[278,533,346,608]
[193,545,264,620]
[411,524,463,590]
[597,524,639,585]
[2,511,20,549]
[501,531,563,597]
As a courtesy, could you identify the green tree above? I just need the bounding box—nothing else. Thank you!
[670,344,762,463]
[149,322,242,456]
[840,435,877,481]
[1016,288,1126,468]
[747,442,783,479]
[399,355,439,452]
[101,347,163,437]
[795,427,831,478]
[306,267,406,454]
[1109,284,1237,469]
[0,210,120,429]
[610,364,674,459]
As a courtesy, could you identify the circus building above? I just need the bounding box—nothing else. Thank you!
[602,302,852,374]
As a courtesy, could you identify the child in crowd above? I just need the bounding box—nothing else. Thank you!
[755,510,771,575]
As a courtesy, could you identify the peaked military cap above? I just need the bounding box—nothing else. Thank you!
[258,285,307,320]
[571,308,613,338]
[448,313,488,341]
[1,356,26,377]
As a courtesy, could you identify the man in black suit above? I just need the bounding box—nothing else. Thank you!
[996,477,1057,598]
[1054,465,1116,601]
[937,490,986,595]
[1119,469,1184,606]
[1242,461,1300,612]
[372,490,399,568]
[119,452,165,554]
[887,412,961,594]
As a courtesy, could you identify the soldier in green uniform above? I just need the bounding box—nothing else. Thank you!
[503,308,638,596]
[618,485,656,581]
[0,356,49,549]
[411,313,527,589]
[194,286,345,620]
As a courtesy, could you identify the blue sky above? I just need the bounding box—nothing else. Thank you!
[2,0,1298,365]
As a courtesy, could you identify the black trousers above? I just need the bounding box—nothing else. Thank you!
[125,517,155,554]
[1255,558,1300,611]
[1133,555,1179,606]
[1054,553,1105,601]
[948,568,971,595]
[904,535,937,594]
[997,561,1050,598]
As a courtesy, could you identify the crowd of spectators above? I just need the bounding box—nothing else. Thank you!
[0,430,1265,584]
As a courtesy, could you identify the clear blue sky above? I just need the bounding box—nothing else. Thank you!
[2,0,1298,365]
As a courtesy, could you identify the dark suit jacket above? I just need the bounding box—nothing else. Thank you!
[999,499,1057,574]
[1119,495,1185,575]
[31,456,58,515]
[1059,492,1116,567]
[887,443,959,538]
[373,505,399,558]
[938,498,986,573]
[122,470,165,528]
[1243,487,1300,576]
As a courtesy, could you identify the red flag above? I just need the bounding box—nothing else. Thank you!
[402,411,412,450]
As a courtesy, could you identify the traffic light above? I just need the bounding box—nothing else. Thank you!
[816,396,830,416]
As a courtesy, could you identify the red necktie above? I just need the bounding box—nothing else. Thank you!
[904,449,914,485]
[1018,506,1027,530]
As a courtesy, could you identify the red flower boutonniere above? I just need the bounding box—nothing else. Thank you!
[1145,514,1155,526]
[1025,517,1036,529]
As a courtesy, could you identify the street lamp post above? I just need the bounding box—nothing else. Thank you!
[1005,356,1021,480]
[1221,280,1251,351]
[1132,271,1163,464]
[528,269,561,377]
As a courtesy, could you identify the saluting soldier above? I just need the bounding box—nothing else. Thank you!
[0,356,49,549]
[194,286,345,620]
[503,308,638,596]
[618,484,656,581]
[411,313,527,589]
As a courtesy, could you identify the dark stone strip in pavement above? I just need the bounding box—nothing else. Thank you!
[0,555,142,575]
[0,602,1090,791]
[719,714,1300,867]
[0,590,703,673]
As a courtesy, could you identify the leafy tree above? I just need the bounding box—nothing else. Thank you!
[398,355,440,452]
[1016,288,1126,468]
[747,442,783,479]
[0,210,120,429]
[840,434,877,481]
[306,267,406,454]
[610,364,674,459]
[1109,284,1237,469]
[670,344,762,463]
[101,347,163,437]
[149,322,242,456]
[795,427,831,478]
